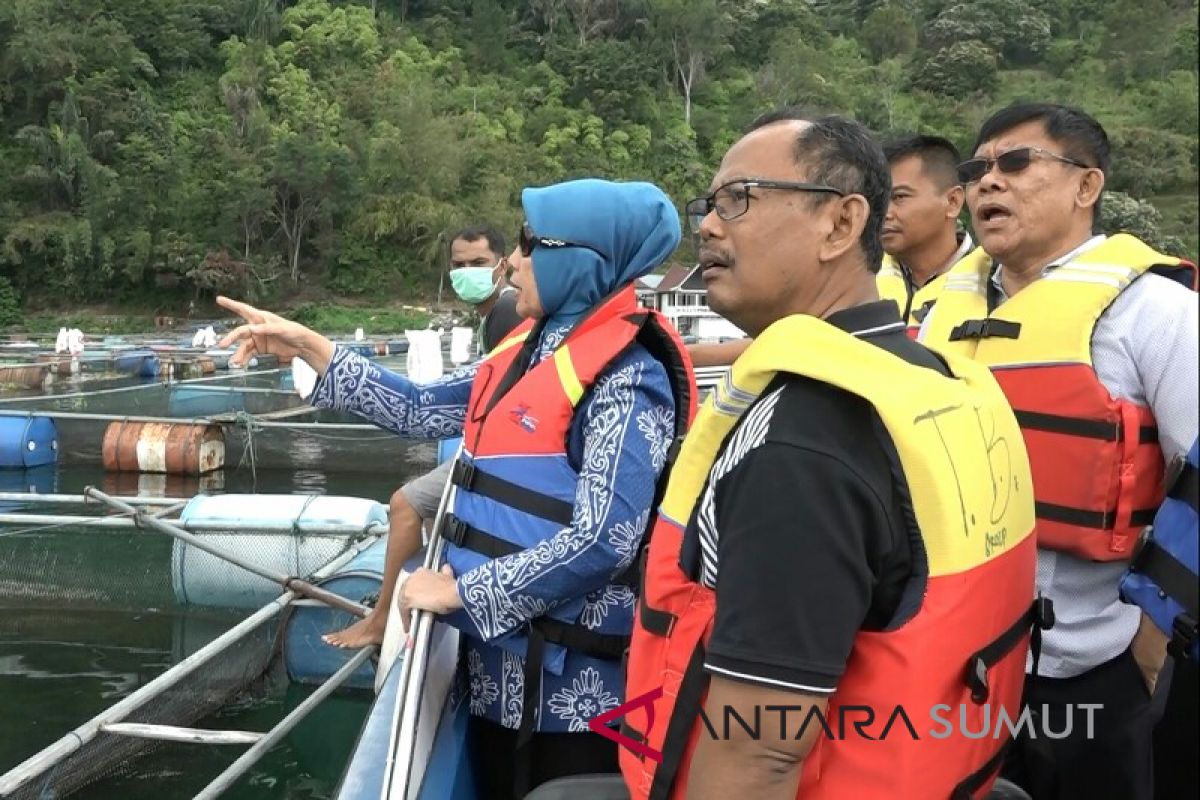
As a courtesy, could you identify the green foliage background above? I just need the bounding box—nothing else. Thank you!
[0,0,1195,317]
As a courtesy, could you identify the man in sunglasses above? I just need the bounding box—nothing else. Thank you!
[324,223,523,650]
[217,179,695,800]
[877,134,973,334]
[621,108,1037,800]
[918,103,1199,800]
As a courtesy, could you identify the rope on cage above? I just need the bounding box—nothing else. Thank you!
[0,509,138,539]
[233,410,263,490]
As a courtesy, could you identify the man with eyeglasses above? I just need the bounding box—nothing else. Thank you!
[621,108,1038,800]
[918,103,1198,800]
[324,224,523,650]
[878,134,973,334]
[686,133,971,363]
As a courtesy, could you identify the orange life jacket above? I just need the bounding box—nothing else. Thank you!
[619,314,1041,800]
[920,235,1198,560]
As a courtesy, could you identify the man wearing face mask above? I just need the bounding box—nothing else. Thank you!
[323,224,524,650]
[447,224,523,356]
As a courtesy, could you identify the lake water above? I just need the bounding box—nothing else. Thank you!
[0,459,424,800]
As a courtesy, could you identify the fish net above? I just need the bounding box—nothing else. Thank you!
[0,607,285,800]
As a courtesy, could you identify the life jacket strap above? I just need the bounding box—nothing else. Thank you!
[1168,461,1199,513]
[443,512,640,589]
[512,617,631,797]
[948,318,1022,342]
[1034,501,1157,531]
[950,735,1016,800]
[965,597,1055,705]
[1012,408,1158,444]
[636,547,677,637]
[648,644,708,800]
[1128,538,1199,625]
[450,459,575,526]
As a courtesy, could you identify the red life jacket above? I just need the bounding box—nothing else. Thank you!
[920,234,1198,560]
[619,315,1041,800]
[445,284,697,738]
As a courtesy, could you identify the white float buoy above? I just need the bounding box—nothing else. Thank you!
[405,329,444,382]
[450,327,473,365]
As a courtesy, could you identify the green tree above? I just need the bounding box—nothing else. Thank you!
[926,0,1052,65]
[1100,191,1188,257]
[649,0,729,127]
[912,41,999,98]
[862,3,918,62]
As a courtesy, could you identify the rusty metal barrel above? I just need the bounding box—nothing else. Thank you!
[101,421,225,475]
[0,363,50,389]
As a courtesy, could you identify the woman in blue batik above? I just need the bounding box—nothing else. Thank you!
[218,179,694,799]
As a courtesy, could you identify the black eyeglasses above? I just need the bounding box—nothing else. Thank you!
[956,146,1090,185]
[518,222,602,258]
[685,179,846,233]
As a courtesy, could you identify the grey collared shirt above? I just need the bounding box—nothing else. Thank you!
[927,234,1199,678]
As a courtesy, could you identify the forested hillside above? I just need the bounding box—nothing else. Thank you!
[0,0,1195,323]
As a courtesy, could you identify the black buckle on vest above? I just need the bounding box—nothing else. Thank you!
[1035,596,1056,631]
[967,656,990,705]
[443,513,468,546]
[948,318,1023,342]
[451,459,476,490]
[665,436,684,467]
[1169,613,1198,660]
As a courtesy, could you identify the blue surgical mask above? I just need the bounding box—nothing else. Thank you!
[449,266,499,305]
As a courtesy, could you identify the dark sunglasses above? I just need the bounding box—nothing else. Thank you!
[518,222,602,258]
[956,146,1090,185]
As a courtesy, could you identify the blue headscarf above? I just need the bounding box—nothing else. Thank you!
[522,179,681,327]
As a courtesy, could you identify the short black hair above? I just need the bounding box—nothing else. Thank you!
[748,108,891,273]
[884,134,961,189]
[450,224,506,258]
[973,103,1109,224]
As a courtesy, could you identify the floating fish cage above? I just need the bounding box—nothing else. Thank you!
[0,489,392,800]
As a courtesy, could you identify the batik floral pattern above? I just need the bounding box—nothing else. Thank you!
[547,667,619,732]
[467,648,499,715]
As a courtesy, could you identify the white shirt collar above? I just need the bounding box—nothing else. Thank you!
[901,230,975,288]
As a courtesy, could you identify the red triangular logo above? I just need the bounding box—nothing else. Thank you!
[588,686,664,763]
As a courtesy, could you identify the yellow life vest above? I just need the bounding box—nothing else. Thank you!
[877,254,954,334]
[622,312,1039,800]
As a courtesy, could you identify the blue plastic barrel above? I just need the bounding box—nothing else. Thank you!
[112,349,155,375]
[0,417,58,468]
[283,537,387,690]
[137,355,161,378]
